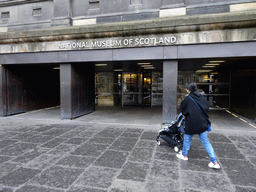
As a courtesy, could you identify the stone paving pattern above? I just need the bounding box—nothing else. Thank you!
[0,110,256,192]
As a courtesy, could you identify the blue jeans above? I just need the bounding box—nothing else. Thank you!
[182,131,218,163]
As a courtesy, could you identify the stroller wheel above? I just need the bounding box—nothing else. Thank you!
[174,146,180,153]
[156,140,161,146]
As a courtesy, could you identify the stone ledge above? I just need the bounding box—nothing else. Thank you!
[0,10,255,44]
[73,18,97,26]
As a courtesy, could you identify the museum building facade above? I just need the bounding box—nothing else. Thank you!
[0,0,256,123]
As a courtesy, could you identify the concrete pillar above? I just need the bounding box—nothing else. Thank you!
[60,64,72,119]
[60,64,95,119]
[0,65,7,116]
[162,60,178,124]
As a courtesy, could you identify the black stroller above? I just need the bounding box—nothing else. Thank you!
[156,113,185,153]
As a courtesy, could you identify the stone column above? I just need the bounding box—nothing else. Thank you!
[60,64,95,120]
[60,64,72,119]
[0,65,7,116]
[162,60,178,124]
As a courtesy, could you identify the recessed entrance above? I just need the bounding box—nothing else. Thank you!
[122,72,154,106]
[95,61,163,107]
[1,64,60,116]
[1,42,255,122]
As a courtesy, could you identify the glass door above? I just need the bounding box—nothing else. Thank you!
[122,73,140,106]
[151,72,163,106]
[122,72,152,106]
[142,72,151,106]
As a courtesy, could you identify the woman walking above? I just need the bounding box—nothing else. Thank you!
[176,82,220,169]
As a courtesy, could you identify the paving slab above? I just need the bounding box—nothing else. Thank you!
[74,167,119,188]
[0,109,255,192]
[0,167,41,187]
[94,150,130,168]
[30,166,84,189]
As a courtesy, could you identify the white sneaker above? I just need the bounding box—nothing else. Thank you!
[208,162,220,169]
[176,153,188,161]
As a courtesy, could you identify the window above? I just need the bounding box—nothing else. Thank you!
[1,12,10,19]
[89,1,99,9]
[32,8,42,16]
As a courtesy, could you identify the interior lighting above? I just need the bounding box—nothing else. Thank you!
[205,63,220,66]
[144,66,155,69]
[114,69,123,71]
[196,70,213,73]
[202,66,216,68]
[95,64,107,66]
[142,65,154,67]
[53,67,60,70]
[209,60,225,63]
[137,63,151,65]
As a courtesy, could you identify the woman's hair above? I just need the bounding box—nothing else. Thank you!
[186,82,200,96]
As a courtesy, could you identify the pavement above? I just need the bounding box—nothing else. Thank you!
[0,107,256,192]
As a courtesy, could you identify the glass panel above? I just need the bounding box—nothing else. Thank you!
[113,73,122,106]
[122,73,139,105]
[178,71,230,109]
[152,72,163,106]
[95,72,114,106]
[142,72,151,106]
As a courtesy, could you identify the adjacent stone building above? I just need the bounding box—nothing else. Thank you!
[0,0,256,123]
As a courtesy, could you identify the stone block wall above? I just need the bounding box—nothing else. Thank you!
[0,0,256,32]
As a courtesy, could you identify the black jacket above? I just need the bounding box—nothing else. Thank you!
[180,92,210,135]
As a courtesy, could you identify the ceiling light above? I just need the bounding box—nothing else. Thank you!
[95,64,107,66]
[196,70,213,73]
[114,69,123,71]
[209,61,225,63]
[141,65,154,67]
[202,66,215,68]
[137,63,151,65]
[53,67,60,70]
[144,67,155,70]
[205,63,220,66]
